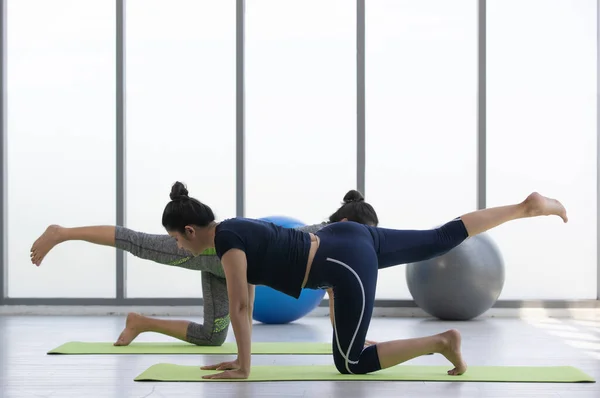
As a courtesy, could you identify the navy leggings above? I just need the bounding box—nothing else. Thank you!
[306,218,469,375]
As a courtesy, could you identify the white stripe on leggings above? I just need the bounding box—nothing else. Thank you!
[326,257,366,375]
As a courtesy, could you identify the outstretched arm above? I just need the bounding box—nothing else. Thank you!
[202,249,252,379]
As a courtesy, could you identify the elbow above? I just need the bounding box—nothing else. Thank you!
[232,302,249,314]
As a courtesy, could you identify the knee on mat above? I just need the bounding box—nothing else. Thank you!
[333,345,380,375]
[333,359,373,375]
[333,355,375,375]
[208,328,228,346]
[187,333,226,347]
[186,323,228,347]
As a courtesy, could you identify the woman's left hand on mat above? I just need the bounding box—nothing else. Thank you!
[202,369,249,380]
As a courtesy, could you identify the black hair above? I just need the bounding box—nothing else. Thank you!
[162,181,215,233]
[328,189,379,226]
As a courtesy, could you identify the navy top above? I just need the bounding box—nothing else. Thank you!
[214,218,312,298]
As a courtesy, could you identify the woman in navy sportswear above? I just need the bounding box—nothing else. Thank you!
[161,181,568,380]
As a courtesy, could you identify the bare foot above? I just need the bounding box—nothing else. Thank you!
[523,192,568,223]
[114,313,146,346]
[30,225,65,266]
[439,329,467,376]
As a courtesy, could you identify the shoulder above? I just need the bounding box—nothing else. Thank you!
[216,217,264,234]
[214,218,266,258]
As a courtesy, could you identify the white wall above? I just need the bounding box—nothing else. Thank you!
[365,0,478,299]
[7,0,116,298]
[487,0,597,299]
[125,0,236,298]
[245,0,356,222]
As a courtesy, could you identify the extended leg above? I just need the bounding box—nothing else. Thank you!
[30,225,225,278]
[113,226,225,276]
[30,225,115,266]
[372,192,567,269]
[460,191,567,236]
[29,225,190,266]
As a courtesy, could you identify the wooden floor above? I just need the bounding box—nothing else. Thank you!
[1,313,599,397]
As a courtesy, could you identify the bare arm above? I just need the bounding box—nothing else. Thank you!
[327,288,335,327]
[202,249,252,379]
[223,249,252,374]
[248,283,255,329]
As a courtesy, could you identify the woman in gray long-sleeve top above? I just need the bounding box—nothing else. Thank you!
[30,190,379,347]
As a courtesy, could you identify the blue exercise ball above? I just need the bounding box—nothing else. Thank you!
[260,215,306,229]
[252,215,326,324]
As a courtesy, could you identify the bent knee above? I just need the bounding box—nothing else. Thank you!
[186,321,229,346]
[333,345,381,375]
[335,362,351,375]
[334,360,376,375]
[187,332,227,347]
[208,328,228,346]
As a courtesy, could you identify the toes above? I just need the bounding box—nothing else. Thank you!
[447,367,466,376]
[114,333,125,346]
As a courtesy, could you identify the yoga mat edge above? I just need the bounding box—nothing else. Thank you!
[47,341,332,355]
[133,363,596,383]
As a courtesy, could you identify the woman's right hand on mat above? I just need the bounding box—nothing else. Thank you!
[202,368,249,380]
[201,359,249,379]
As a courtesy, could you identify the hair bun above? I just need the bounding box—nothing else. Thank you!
[170,181,190,201]
[343,189,364,204]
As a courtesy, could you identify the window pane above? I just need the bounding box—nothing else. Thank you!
[366,0,478,299]
[245,0,356,223]
[7,0,116,297]
[487,0,597,299]
[125,0,236,298]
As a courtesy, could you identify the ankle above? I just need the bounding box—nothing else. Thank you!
[435,333,449,353]
[125,312,148,332]
[137,315,154,333]
[56,226,72,242]
[519,199,536,218]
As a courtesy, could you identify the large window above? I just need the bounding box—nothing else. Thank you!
[125,0,236,298]
[245,0,356,223]
[487,0,597,299]
[366,0,478,299]
[2,0,595,302]
[7,0,116,297]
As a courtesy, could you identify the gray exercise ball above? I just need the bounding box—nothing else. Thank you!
[405,233,505,321]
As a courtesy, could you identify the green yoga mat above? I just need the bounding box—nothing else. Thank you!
[47,341,332,355]
[134,363,595,383]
